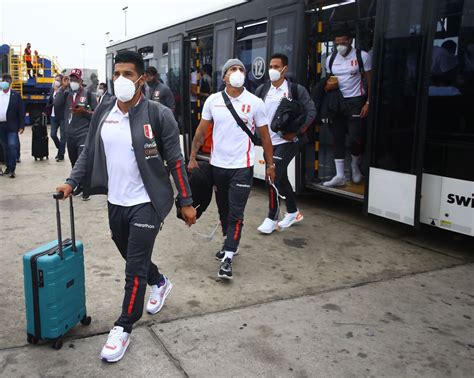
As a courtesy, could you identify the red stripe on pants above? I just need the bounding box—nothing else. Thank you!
[269,187,274,209]
[127,276,139,315]
[233,219,241,241]
[176,160,188,197]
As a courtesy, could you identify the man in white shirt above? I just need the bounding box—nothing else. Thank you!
[188,58,275,280]
[324,29,372,187]
[255,53,316,234]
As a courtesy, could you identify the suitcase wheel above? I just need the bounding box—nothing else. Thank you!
[80,315,92,326]
[52,338,63,350]
[27,334,39,344]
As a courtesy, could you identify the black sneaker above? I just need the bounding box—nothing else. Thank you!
[3,168,10,175]
[72,186,83,197]
[56,156,64,162]
[215,248,239,261]
[82,195,91,201]
[9,171,15,178]
[218,258,233,280]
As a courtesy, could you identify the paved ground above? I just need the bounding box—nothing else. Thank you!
[0,128,473,377]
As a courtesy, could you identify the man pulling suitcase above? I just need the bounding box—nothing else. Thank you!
[55,51,196,362]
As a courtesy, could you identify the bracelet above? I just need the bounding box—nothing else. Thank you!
[266,163,275,169]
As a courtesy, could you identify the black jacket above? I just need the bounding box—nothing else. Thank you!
[0,90,25,133]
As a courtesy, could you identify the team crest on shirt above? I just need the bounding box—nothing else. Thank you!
[79,96,86,103]
[143,124,154,139]
[241,104,251,113]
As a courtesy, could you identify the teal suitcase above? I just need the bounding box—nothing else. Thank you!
[23,193,91,350]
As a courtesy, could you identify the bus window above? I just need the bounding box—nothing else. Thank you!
[424,0,474,181]
[236,21,267,93]
[269,12,296,78]
[371,0,425,174]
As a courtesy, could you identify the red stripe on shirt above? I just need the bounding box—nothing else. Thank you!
[176,160,188,197]
[127,276,139,315]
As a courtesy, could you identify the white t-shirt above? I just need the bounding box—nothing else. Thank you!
[202,88,268,169]
[326,48,372,98]
[263,79,290,146]
[100,102,151,206]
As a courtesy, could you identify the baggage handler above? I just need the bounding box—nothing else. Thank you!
[188,58,275,280]
[56,51,197,363]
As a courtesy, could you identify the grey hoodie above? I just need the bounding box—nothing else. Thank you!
[66,95,192,221]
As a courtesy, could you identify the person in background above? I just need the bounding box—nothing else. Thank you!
[54,68,97,200]
[46,74,66,161]
[199,64,212,100]
[97,82,113,105]
[144,66,175,111]
[0,74,25,178]
[24,43,33,79]
[33,50,40,77]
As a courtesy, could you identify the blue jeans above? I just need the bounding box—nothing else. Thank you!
[0,130,20,172]
[50,116,66,158]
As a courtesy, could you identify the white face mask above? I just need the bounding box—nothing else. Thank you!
[70,81,80,91]
[114,75,141,102]
[97,89,104,97]
[336,45,349,56]
[54,80,61,88]
[228,71,245,88]
[268,68,284,82]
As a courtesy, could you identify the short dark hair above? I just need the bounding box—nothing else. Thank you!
[335,27,352,39]
[114,51,145,75]
[270,53,289,67]
[99,82,107,90]
[2,74,12,82]
[145,66,158,76]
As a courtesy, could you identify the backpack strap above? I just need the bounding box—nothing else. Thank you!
[147,101,164,158]
[221,91,261,146]
[290,82,299,102]
[255,81,271,100]
[328,51,338,75]
[356,49,365,75]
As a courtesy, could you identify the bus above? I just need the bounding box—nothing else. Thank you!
[106,0,474,237]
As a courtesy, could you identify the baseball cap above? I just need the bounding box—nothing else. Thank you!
[69,68,82,80]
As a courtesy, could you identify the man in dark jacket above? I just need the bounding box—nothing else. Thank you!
[144,66,175,111]
[0,74,25,178]
[46,74,66,161]
[54,68,97,168]
[55,51,196,363]
[255,53,316,234]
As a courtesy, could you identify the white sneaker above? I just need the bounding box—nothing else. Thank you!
[100,326,130,363]
[351,165,362,184]
[257,218,278,234]
[323,176,346,187]
[146,276,173,315]
[278,211,304,229]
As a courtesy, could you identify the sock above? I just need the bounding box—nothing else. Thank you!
[351,154,361,167]
[335,159,345,178]
[223,251,234,261]
[156,275,166,288]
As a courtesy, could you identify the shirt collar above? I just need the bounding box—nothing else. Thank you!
[271,79,288,91]
[111,94,144,116]
[224,87,247,101]
[1,90,11,96]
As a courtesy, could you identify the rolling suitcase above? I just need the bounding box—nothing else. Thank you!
[31,114,49,161]
[23,193,91,350]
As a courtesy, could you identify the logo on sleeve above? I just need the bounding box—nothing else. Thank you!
[144,124,154,139]
[241,104,251,113]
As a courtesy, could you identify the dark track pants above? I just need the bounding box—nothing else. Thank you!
[213,166,253,253]
[108,202,163,334]
[268,142,299,220]
[66,135,86,168]
[330,96,366,159]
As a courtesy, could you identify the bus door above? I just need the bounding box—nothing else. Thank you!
[305,0,376,199]
[168,34,186,157]
[365,0,433,227]
[258,1,305,188]
[187,28,214,160]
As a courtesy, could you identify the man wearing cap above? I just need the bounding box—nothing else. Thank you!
[188,58,275,280]
[54,68,97,200]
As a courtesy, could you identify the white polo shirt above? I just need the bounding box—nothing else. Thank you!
[326,48,372,98]
[263,79,289,146]
[202,88,268,169]
[100,101,151,206]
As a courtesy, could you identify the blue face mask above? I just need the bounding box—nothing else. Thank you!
[1,81,10,91]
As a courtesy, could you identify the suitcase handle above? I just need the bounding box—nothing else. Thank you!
[53,192,77,259]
